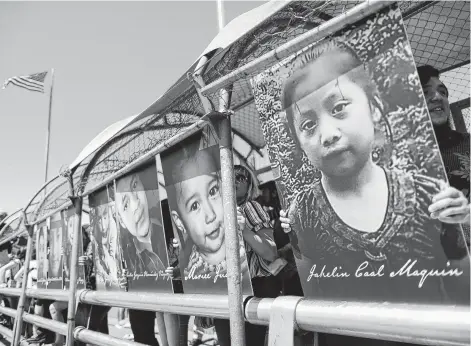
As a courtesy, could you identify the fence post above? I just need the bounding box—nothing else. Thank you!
[12,216,34,346]
[65,194,82,346]
[217,87,246,346]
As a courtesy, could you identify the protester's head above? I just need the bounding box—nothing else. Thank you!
[282,39,383,179]
[162,134,225,264]
[234,165,258,205]
[417,65,450,126]
[115,172,151,242]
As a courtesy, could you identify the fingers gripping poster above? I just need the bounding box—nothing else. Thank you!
[115,160,173,293]
[161,129,253,295]
[89,184,124,291]
[250,4,470,305]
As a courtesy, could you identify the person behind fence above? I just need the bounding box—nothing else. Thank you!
[277,38,469,303]
[74,225,116,346]
[27,234,55,345]
[417,64,470,247]
[211,164,282,346]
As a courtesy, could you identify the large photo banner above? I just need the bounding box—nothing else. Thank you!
[89,185,123,291]
[61,207,85,290]
[250,4,470,305]
[47,213,63,289]
[36,222,48,289]
[161,130,253,295]
[115,160,173,292]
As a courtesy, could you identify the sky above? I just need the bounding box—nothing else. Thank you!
[0,1,266,214]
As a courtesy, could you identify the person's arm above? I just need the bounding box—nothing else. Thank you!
[238,202,277,262]
[429,184,470,225]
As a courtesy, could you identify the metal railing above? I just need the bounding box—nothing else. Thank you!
[0,286,469,346]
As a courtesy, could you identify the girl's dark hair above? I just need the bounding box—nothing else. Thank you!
[234,164,259,205]
[281,38,383,149]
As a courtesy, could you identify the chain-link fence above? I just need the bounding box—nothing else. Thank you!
[27,0,470,223]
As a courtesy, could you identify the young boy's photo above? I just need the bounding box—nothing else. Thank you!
[161,130,252,295]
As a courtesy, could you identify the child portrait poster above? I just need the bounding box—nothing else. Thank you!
[61,207,85,290]
[250,4,470,305]
[114,160,173,293]
[36,222,48,289]
[89,184,124,291]
[47,213,63,289]
[161,129,253,295]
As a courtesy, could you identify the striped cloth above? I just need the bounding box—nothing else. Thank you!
[239,200,274,278]
[2,71,47,93]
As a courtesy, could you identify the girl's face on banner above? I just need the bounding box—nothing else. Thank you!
[174,172,225,255]
[116,174,151,240]
[290,71,375,178]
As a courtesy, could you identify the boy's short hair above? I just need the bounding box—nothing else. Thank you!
[161,131,220,187]
[417,65,449,97]
[417,65,440,86]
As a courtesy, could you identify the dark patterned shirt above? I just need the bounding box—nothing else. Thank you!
[435,125,470,244]
[291,168,470,306]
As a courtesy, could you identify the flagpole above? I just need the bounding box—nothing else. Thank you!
[217,0,225,31]
[44,68,54,187]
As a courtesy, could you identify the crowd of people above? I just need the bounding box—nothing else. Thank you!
[0,61,469,346]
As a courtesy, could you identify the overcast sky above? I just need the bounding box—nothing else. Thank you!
[0,1,265,214]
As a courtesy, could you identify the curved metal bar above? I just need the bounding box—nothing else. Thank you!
[23,175,61,215]
[245,297,470,346]
[0,288,22,297]
[0,325,13,342]
[0,209,22,234]
[0,229,28,247]
[79,290,232,319]
[80,119,208,197]
[31,177,69,221]
[201,0,391,96]
[25,288,69,301]
[74,326,146,346]
[22,312,68,336]
[0,305,17,318]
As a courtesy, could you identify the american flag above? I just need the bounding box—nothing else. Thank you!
[2,71,48,93]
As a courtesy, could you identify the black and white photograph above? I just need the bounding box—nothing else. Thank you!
[161,130,253,295]
[47,213,63,289]
[89,184,123,291]
[115,161,173,292]
[251,5,470,305]
[36,223,48,289]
